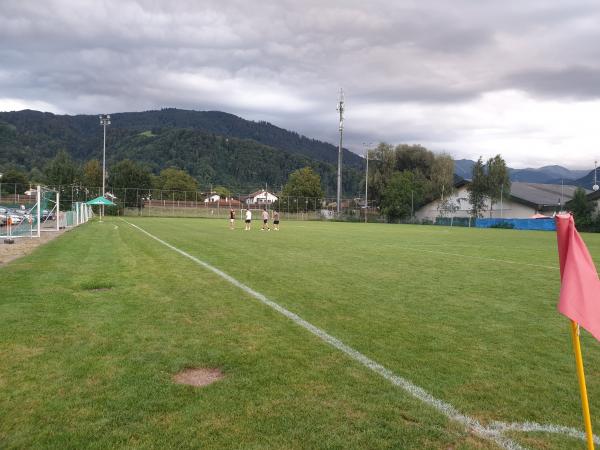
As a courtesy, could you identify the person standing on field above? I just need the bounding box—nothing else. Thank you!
[229,208,235,230]
[273,210,280,231]
[261,208,270,231]
[245,208,252,231]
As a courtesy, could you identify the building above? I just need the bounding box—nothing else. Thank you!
[415,181,587,221]
[586,188,600,211]
[204,194,221,203]
[245,189,278,205]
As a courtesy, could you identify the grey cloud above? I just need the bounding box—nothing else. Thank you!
[505,66,600,100]
[2,0,600,167]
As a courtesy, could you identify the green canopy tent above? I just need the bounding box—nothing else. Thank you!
[86,196,115,221]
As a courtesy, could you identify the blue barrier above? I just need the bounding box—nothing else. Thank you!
[475,218,556,231]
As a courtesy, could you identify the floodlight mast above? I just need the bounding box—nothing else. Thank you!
[594,160,599,192]
[99,114,111,220]
[336,88,344,214]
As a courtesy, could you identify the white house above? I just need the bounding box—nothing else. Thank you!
[204,194,221,203]
[415,181,587,221]
[245,189,278,205]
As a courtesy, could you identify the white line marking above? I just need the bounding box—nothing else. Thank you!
[123,219,596,449]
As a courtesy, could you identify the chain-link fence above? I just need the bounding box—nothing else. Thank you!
[0,183,384,222]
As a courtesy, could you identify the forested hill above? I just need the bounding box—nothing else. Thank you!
[0,110,362,195]
[0,108,364,169]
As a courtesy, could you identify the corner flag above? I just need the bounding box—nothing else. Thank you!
[556,214,600,341]
[556,213,598,450]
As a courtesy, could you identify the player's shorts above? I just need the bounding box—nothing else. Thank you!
[230,218,234,223]
[274,220,279,225]
[245,219,251,224]
[263,219,268,224]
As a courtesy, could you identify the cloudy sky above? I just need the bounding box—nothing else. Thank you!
[2,0,600,169]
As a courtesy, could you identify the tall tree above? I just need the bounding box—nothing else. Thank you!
[82,160,103,188]
[279,167,324,212]
[108,159,154,208]
[380,171,422,222]
[486,155,511,215]
[430,153,455,201]
[44,150,80,186]
[467,157,487,218]
[157,167,199,194]
[0,167,29,193]
[213,186,231,198]
[570,187,595,230]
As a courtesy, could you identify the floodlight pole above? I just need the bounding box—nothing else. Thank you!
[336,88,344,215]
[99,114,111,221]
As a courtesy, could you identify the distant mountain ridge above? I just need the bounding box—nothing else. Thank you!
[0,108,364,169]
[0,108,364,194]
[453,158,593,186]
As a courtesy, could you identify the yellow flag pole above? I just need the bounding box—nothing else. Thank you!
[571,320,595,450]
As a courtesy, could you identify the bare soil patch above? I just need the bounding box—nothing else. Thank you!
[172,368,224,387]
[0,229,67,267]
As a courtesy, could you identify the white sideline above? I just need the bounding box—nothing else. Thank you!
[123,219,596,449]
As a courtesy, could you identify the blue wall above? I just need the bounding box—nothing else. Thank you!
[475,218,556,231]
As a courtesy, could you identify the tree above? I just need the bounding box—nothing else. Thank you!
[486,155,511,215]
[28,167,45,185]
[1,167,29,193]
[279,167,324,212]
[380,171,422,222]
[44,150,81,208]
[108,160,154,208]
[82,160,103,188]
[430,153,455,202]
[157,167,199,199]
[467,157,487,218]
[44,150,80,187]
[570,187,595,231]
[214,186,231,198]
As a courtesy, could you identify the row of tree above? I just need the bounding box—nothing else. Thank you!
[1,150,201,194]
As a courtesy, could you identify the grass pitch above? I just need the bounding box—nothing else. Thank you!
[2,217,600,449]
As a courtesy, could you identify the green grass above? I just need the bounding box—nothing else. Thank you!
[2,217,600,449]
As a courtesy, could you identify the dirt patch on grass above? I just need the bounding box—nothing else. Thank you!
[172,368,224,387]
[0,229,66,267]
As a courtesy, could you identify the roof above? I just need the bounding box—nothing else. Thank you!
[450,180,586,208]
[509,182,587,208]
[248,189,276,198]
[587,187,600,201]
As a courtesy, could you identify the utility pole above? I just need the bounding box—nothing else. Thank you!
[336,88,344,215]
[99,114,111,220]
[594,160,599,192]
[363,142,372,223]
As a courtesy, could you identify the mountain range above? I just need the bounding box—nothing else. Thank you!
[0,108,363,195]
[454,159,596,188]
[0,108,597,193]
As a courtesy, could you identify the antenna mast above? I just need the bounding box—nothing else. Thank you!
[336,88,344,214]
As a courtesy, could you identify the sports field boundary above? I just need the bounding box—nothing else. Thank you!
[123,219,597,450]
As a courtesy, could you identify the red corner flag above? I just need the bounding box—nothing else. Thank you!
[556,214,600,341]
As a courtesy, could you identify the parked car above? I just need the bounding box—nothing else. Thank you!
[8,213,24,225]
[41,209,55,221]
